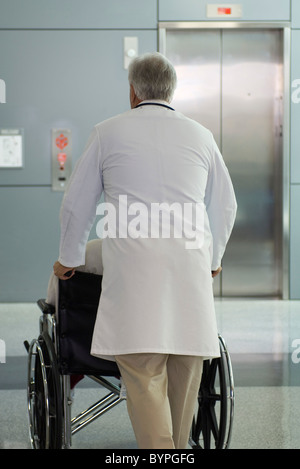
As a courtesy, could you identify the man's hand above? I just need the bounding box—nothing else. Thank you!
[212,266,222,278]
[53,261,75,280]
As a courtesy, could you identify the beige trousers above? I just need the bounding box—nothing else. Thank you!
[115,353,203,449]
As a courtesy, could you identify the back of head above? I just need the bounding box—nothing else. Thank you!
[128,52,177,103]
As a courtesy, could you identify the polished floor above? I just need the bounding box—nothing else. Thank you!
[1,298,300,449]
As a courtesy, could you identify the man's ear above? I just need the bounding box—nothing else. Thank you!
[130,84,141,108]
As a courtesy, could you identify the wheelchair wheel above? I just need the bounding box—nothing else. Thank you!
[191,335,234,449]
[27,333,63,449]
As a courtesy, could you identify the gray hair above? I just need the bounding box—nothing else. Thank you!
[128,52,177,102]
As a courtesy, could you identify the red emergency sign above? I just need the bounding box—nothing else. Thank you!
[56,133,68,150]
[218,7,231,15]
[57,152,67,169]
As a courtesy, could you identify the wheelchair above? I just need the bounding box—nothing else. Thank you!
[24,271,234,450]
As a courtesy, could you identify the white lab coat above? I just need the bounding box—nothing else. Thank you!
[59,101,237,360]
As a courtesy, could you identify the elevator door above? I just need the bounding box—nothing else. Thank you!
[163,28,283,297]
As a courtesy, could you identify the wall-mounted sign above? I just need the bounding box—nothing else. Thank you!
[206,4,242,18]
[0,129,23,168]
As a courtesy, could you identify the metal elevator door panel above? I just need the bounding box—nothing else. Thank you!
[162,28,283,297]
[164,30,221,145]
[221,29,283,297]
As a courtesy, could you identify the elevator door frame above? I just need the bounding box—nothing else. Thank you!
[159,22,291,299]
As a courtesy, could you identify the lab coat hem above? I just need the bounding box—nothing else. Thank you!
[91,348,221,361]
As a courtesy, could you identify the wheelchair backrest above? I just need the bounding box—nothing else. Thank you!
[58,271,119,376]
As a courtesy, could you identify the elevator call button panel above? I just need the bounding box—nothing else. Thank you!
[52,129,72,191]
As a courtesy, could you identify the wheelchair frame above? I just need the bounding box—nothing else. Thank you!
[26,312,124,449]
[25,271,234,449]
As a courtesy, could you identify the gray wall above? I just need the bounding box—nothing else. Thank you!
[0,0,299,300]
[0,0,157,301]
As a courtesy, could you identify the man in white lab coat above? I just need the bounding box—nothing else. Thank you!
[54,52,237,449]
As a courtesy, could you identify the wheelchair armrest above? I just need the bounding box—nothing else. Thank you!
[37,299,55,315]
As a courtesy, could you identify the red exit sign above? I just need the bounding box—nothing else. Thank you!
[206,4,242,18]
[218,7,232,15]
